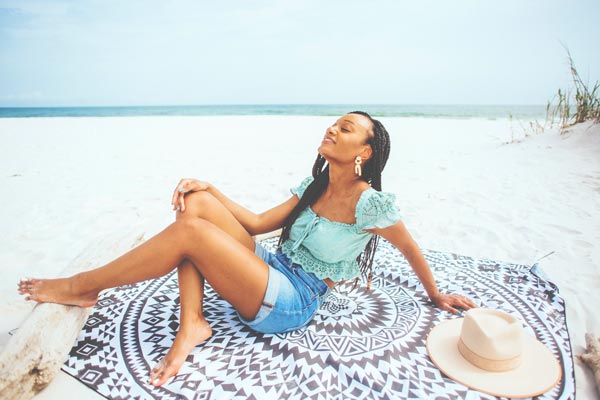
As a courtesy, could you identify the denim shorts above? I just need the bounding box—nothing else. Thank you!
[237,243,331,334]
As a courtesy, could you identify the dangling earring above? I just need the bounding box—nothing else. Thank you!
[354,156,362,177]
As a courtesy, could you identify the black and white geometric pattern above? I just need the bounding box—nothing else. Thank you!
[62,238,575,399]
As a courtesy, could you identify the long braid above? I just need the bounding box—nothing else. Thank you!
[349,112,391,289]
[279,111,392,290]
[278,154,329,245]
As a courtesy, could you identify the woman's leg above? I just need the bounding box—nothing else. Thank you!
[18,220,265,310]
[171,189,257,328]
[18,192,263,316]
[18,223,198,307]
[18,192,270,385]
[150,192,257,385]
[148,259,212,386]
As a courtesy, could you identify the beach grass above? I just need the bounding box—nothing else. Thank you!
[547,47,600,129]
[510,49,599,142]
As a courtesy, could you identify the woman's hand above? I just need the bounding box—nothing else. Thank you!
[431,293,478,315]
[171,178,211,212]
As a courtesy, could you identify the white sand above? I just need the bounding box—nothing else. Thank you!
[0,116,598,398]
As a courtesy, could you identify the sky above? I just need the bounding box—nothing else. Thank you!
[0,0,599,107]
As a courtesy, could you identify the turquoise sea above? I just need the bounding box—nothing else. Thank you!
[0,104,546,120]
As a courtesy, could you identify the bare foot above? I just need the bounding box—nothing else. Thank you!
[149,318,212,387]
[17,277,98,307]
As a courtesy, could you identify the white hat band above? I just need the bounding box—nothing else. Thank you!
[457,338,522,372]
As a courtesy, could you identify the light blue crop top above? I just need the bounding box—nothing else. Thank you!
[279,176,402,281]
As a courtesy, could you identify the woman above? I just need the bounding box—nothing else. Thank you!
[18,111,476,387]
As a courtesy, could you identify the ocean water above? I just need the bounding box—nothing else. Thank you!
[0,104,546,120]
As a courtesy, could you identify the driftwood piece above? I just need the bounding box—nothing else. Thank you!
[577,332,600,396]
[0,231,145,400]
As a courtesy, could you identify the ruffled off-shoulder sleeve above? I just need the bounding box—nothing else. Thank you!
[290,176,315,199]
[356,190,402,230]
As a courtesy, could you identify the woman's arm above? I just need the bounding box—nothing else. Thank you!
[367,221,477,314]
[206,184,298,235]
[173,178,299,236]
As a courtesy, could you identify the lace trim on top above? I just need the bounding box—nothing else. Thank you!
[355,189,402,230]
[280,240,361,281]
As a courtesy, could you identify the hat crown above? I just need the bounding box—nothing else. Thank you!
[458,308,523,371]
[459,309,523,368]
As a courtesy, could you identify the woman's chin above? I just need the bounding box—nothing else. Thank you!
[317,146,331,157]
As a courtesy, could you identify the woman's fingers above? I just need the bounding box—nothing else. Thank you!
[172,179,192,211]
[437,293,478,315]
[178,190,186,212]
[170,178,208,212]
[172,192,179,210]
[171,185,177,208]
[176,186,187,212]
[443,303,459,315]
[462,297,478,310]
[434,295,455,314]
[455,294,477,310]
[171,180,185,209]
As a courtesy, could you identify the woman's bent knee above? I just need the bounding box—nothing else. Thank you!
[186,191,218,213]
[176,217,225,247]
[175,217,212,236]
[175,191,218,221]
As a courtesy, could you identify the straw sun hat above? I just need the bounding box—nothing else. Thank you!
[426,308,562,398]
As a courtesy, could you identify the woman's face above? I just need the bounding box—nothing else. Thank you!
[318,113,373,164]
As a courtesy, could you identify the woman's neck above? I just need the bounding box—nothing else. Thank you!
[326,163,363,196]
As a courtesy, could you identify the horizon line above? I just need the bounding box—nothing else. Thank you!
[0,103,548,109]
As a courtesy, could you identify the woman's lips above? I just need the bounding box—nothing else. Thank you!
[322,138,335,144]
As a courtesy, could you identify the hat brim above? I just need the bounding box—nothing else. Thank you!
[426,318,562,398]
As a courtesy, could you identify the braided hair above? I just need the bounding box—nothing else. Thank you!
[278,111,392,289]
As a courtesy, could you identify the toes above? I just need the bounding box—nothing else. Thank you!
[18,286,31,295]
[148,372,161,386]
[18,280,40,301]
[17,278,37,294]
[149,359,166,385]
[18,285,35,296]
[148,359,179,386]
[155,365,178,386]
[149,371,165,386]
[152,358,165,372]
